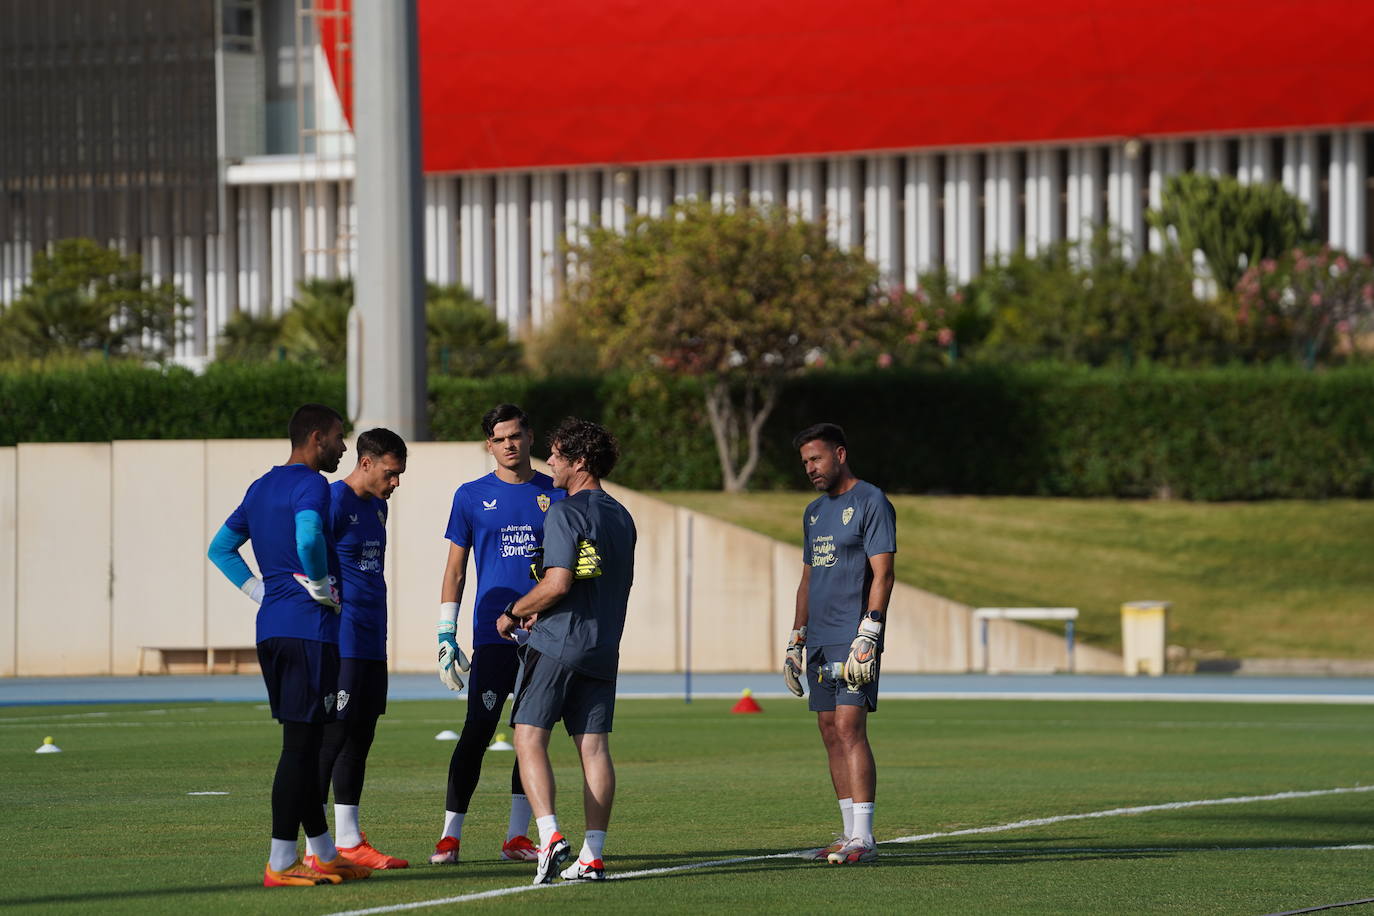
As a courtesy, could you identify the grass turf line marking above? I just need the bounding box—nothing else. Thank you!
[1264,897,1374,915]
[320,785,1374,916]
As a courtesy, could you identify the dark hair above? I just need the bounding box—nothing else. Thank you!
[288,403,344,447]
[481,403,530,438]
[355,427,407,462]
[549,417,620,480]
[793,422,847,451]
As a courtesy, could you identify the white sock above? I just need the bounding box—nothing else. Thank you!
[442,810,465,841]
[508,794,534,840]
[335,804,362,848]
[306,831,338,862]
[852,801,874,844]
[839,797,854,838]
[269,838,298,872]
[536,814,560,848]
[579,829,606,863]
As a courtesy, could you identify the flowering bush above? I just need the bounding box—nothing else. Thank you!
[1233,245,1374,366]
[836,284,958,370]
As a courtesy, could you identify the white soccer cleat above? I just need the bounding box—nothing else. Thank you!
[559,857,605,881]
[532,833,570,885]
[827,837,878,865]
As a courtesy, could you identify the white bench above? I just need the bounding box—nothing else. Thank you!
[138,646,258,675]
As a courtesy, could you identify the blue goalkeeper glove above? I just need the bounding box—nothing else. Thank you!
[437,621,471,692]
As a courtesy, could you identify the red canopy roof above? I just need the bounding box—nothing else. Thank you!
[322,0,1374,173]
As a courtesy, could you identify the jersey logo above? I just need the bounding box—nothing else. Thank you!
[482,499,498,511]
[336,689,350,712]
[842,507,855,525]
[537,493,551,512]
[809,514,818,525]
[349,513,359,525]
[377,509,386,525]
[482,689,499,711]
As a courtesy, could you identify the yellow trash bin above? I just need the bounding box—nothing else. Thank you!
[1121,601,1170,676]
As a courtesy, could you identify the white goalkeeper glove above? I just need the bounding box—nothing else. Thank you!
[845,613,882,688]
[783,626,807,697]
[293,573,340,611]
[239,576,264,605]
[437,621,471,692]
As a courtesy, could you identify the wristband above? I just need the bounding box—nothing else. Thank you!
[439,601,459,625]
[503,602,521,621]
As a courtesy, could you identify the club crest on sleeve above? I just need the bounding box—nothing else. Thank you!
[841,507,855,525]
[537,493,551,512]
[482,499,498,511]
[482,689,499,711]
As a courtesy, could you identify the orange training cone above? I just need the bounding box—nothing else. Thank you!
[732,688,763,714]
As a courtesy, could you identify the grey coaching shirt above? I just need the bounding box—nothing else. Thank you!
[526,489,637,680]
[802,480,897,648]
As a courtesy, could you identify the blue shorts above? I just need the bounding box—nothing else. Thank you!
[807,644,879,713]
[336,656,388,721]
[510,648,615,735]
[465,643,521,724]
[257,637,340,724]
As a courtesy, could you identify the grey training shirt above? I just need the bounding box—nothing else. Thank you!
[802,479,897,648]
[526,489,637,679]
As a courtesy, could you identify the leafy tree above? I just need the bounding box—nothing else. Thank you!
[426,283,523,376]
[215,310,285,362]
[280,278,352,366]
[567,200,880,491]
[1148,174,1314,292]
[972,230,1227,366]
[0,238,187,361]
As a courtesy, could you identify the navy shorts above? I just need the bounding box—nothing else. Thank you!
[336,656,388,721]
[807,644,880,713]
[465,643,521,723]
[510,648,615,735]
[257,636,340,724]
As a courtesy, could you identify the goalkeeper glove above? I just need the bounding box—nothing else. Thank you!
[239,576,264,605]
[574,538,602,579]
[783,626,807,697]
[845,613,882,688]
[437,621,471,692]
[293,573,340,611]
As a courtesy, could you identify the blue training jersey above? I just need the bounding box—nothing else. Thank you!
[224,464,342,645]
[444,471,564,648]
[330,480,389,661]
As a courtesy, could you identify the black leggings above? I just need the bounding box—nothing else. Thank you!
[445,643,524,812]
[272,721,328,840]
[319,713,379,807]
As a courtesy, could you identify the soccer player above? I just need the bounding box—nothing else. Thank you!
[432,404,564,865]
[206,403,371,887]
[496,417,636,885]
[313,428,409,870]
[785,422,896,866]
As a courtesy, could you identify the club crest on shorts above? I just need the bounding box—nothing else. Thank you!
[324,692,337,713]
[482,689,499,711]
[537,493,551,512]
[841,507,855,525]
[336,689,350,712]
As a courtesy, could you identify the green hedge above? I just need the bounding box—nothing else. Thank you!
[4,363,1372,499]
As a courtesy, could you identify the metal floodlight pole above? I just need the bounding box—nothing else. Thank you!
[349,0,427,440]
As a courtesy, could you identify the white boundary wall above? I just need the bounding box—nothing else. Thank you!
[0,441,1120,677]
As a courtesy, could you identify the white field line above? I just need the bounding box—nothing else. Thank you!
[620,692,1374,705]
[320,784,1374,916]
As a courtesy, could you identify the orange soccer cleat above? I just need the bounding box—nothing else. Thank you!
[304,853,373,881]
[263,858,340,887]
[338,833,409,869]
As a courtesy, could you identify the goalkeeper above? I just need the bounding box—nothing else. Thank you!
[785,422,895,866]
[432,404,564,864]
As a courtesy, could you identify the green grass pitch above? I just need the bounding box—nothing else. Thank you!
[3,697,1372,914]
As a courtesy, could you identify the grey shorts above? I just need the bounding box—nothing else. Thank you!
[510,648,616,735]
[807,643,879,713]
